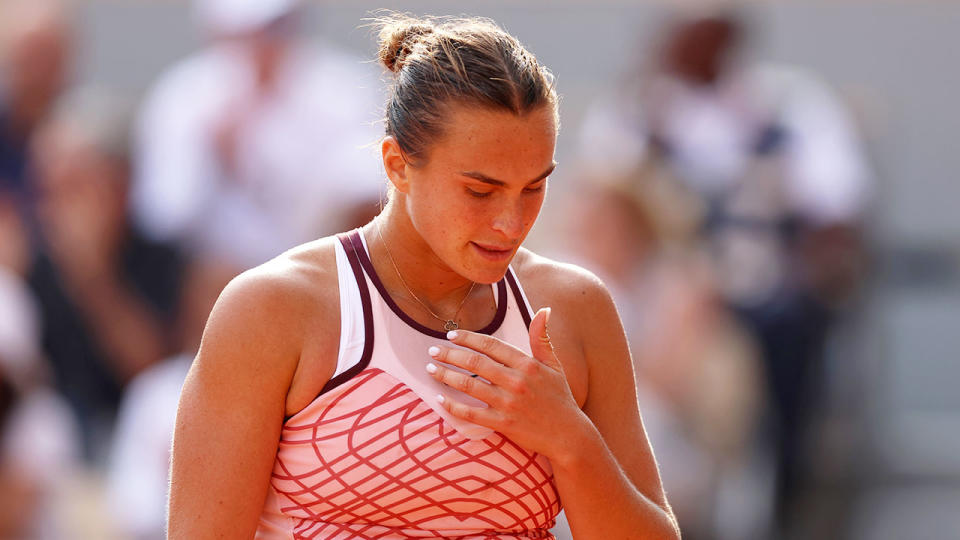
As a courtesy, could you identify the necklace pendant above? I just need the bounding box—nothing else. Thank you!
[444,320,459,332]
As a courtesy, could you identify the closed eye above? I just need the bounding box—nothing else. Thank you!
[524,179,547,193]
[466,187,493,198]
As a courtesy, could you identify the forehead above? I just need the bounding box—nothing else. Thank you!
[426,104,557,176]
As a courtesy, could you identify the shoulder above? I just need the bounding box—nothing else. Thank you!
[217,235,339,322]
[510,248,623,352]
[511,247,614,315]
[511,249,621,406]
[198,237,341,375]
[183,236,347,420]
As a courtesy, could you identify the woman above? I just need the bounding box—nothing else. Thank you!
[169,14,679,539]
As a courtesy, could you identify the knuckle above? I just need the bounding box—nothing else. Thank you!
[520,359,540,376]
[461,375,476,393]
[466,353,484,372]
[479,334,495,351]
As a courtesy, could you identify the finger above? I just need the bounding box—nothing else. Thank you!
[436,393,500,429]
[446,329,527,369]
[426,361,506,408]
[428,345,513,388]
[528,307,563,371]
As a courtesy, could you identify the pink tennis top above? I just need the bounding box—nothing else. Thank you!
[256,230,561,539]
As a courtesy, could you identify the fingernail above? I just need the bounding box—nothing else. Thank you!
[436,394,445,404]
[544,306,552,325]
[446,330,459,340]
[428,346,440,357]
[425,362,438,374]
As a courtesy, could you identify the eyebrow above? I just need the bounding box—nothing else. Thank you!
[460,162,557,187]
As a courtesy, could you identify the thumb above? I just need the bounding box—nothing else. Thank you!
[529,307,561,370]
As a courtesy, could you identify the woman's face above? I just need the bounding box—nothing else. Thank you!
[393,104,557,284]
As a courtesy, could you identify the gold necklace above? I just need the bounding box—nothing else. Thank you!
[375,223,478,331]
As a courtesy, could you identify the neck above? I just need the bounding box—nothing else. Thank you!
[365,202,477,320]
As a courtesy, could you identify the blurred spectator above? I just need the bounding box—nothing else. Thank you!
[132,0,385,271]
[104,1,389,530]
[0,0,72,223]
[0,195,30,277]
[107,257,234,540]
[0,204,81,538]
[578,10,871,536]
[26,88,184,462]
[563,184,765,540]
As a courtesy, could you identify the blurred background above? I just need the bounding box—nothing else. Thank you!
[0,0,957,538]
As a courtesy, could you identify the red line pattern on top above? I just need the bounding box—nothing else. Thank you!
[270,368,561,539]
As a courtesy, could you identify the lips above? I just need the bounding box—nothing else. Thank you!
[471,242,514,261]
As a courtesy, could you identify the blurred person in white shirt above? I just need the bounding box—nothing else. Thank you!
[132,0,385,271]
[117,4,387,532]
[578,10,871,536]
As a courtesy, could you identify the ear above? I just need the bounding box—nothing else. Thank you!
[381,136,410,194]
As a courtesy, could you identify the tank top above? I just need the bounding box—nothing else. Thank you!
[256,229,562,539]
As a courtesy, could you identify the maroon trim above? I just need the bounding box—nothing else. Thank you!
[505,267,533,329]
[347,229,507,340]
[315,232,376,398]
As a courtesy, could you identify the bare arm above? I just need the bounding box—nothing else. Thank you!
[167,269,307,538]
[427,261,679,539]
[551,274,679,539]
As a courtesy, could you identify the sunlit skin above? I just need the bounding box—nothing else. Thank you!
[374,104,557,313]
[372,104,580,460]
[371,104,678,536]
[168,102,679,539]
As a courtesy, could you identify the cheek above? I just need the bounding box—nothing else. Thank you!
[521,192,546,228]
[405,180,468,243]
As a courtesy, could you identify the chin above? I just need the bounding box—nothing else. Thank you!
[473,268,510,284]
[466,258,515,284]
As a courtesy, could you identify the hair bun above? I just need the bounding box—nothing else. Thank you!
[377,18,435,73]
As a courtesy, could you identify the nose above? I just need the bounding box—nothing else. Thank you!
[490,196,525,240]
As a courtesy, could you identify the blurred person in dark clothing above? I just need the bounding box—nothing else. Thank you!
[26,88,184,462]
[107,257,235,539]
[0,195,30,278]
[0,0,72,210]
[579,10,871,536]
[0,195,80,538]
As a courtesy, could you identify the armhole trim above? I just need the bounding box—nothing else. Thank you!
[317,232,375,397]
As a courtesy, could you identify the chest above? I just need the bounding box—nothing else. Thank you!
[266,368,562,535]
